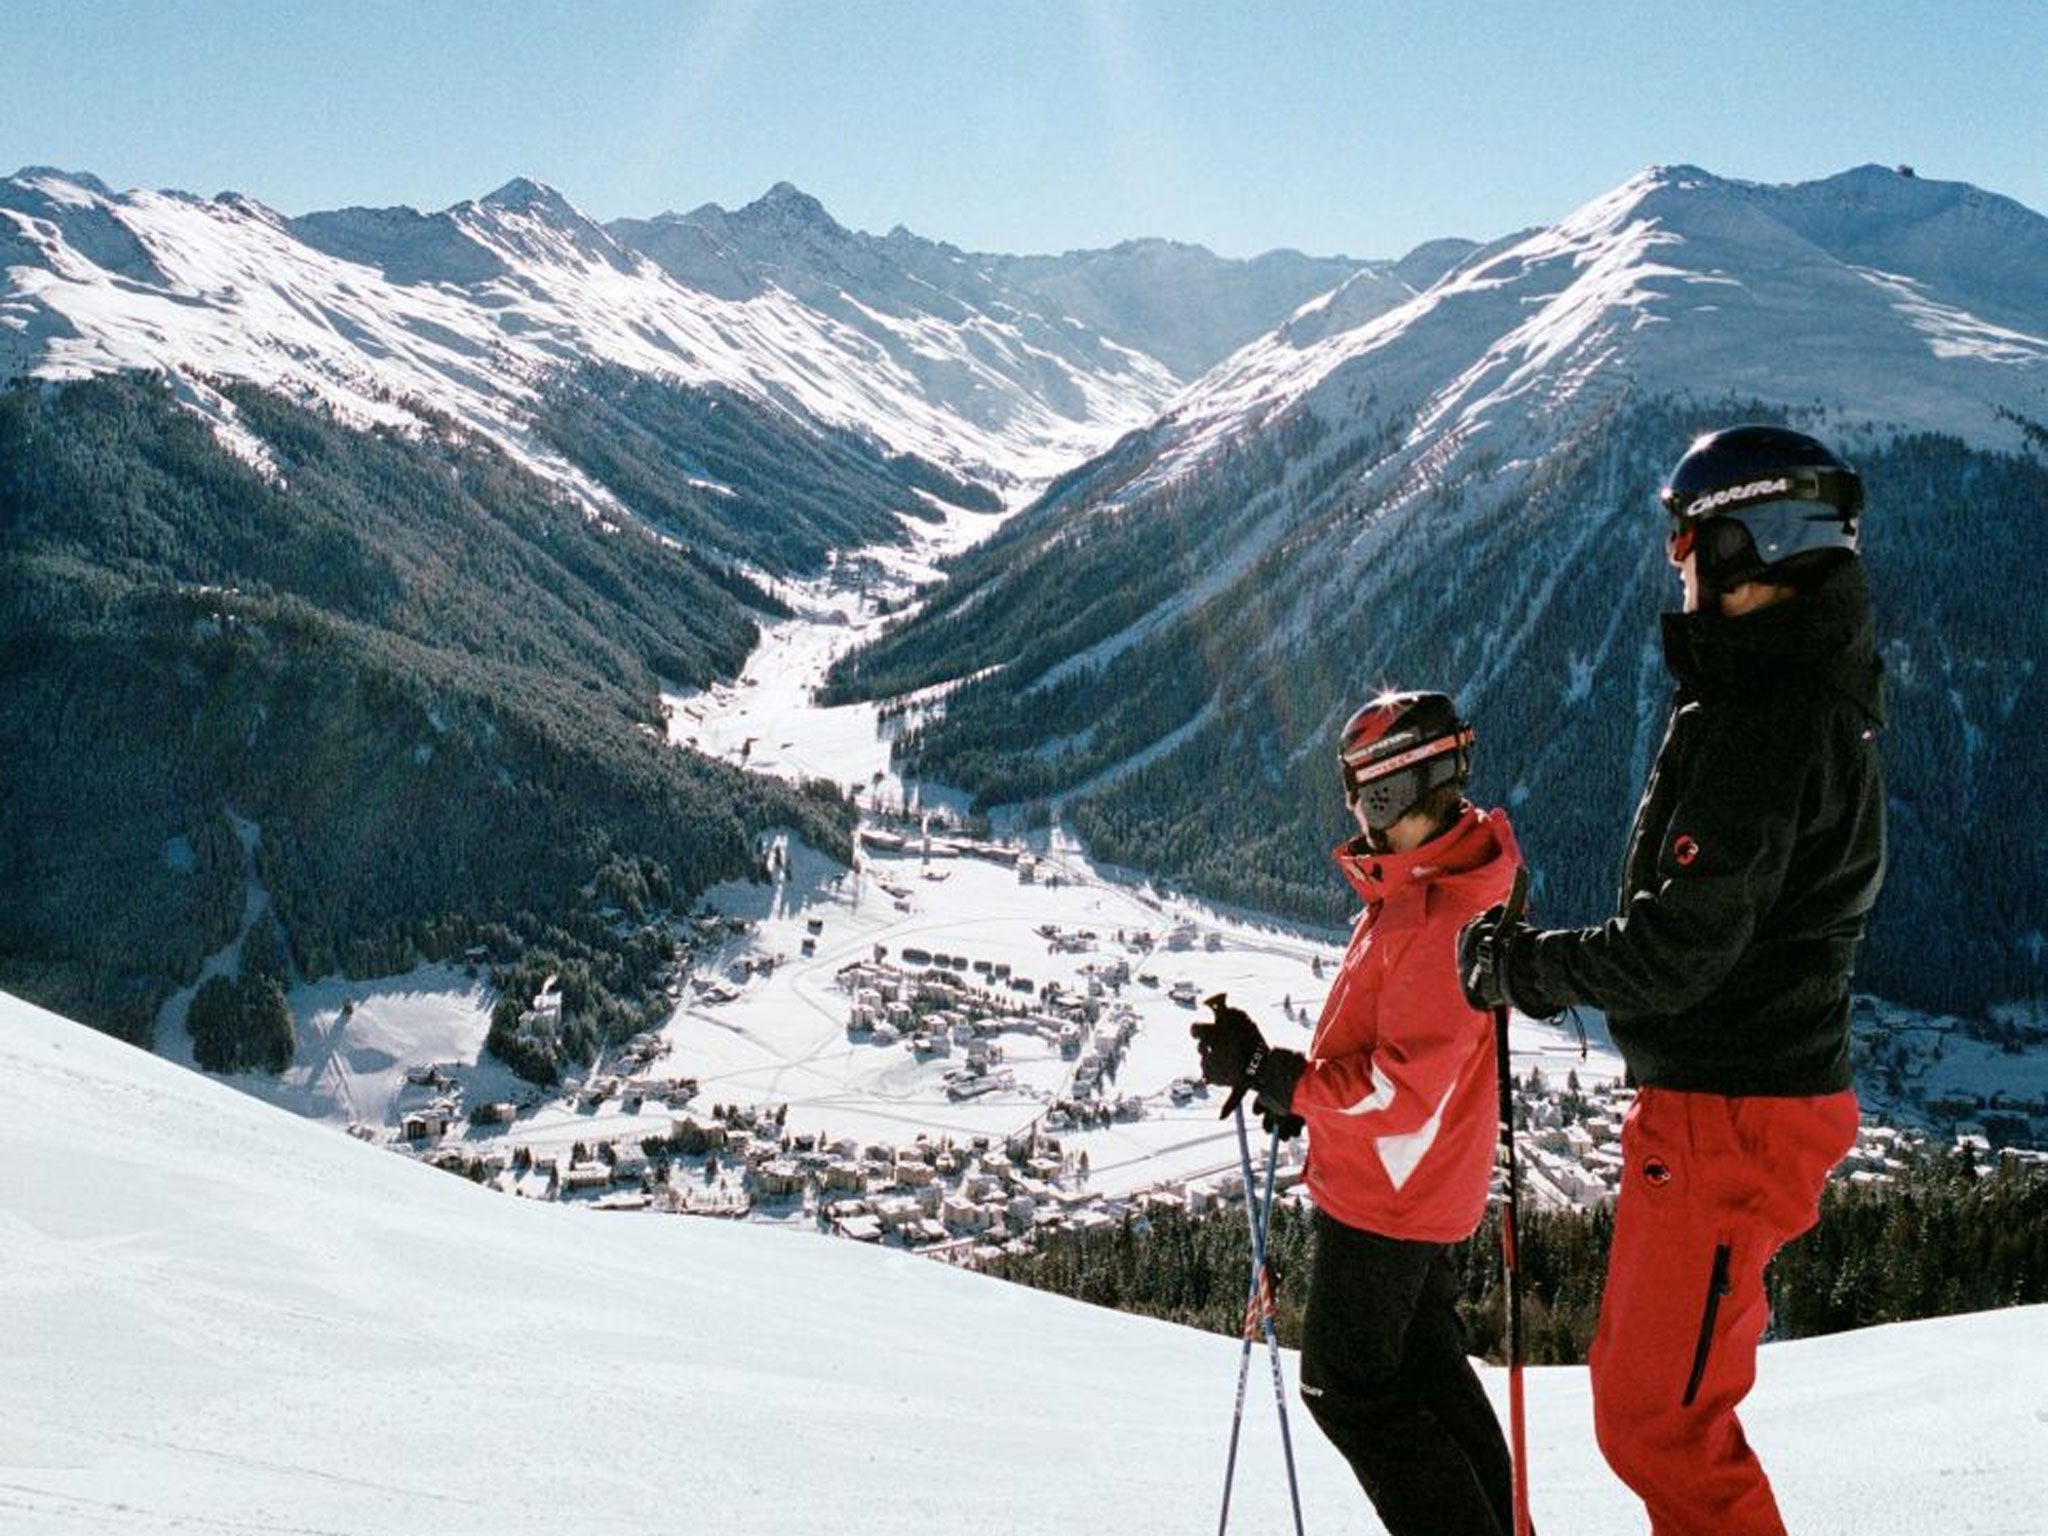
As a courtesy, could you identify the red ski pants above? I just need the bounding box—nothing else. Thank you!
[1589,1086,1858,1536]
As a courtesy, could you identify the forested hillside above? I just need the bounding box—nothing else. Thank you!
[989,1144,2048,1365]
[0,375,853,1048]
[827,401,2048,1016]
[530,364,1000,571]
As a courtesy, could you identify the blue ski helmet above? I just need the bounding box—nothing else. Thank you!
[1660,426,1864,590]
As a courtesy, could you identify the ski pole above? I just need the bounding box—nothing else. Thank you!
[1216,1107,1281,1535]
[1218,1106,1306,1536]
[1492,865,1534,1536]
[1249,1114,1306,1536]
[1214,1116,1262,1536]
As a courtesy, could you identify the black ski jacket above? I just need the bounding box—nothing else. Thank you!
[1513,558,1886,1095]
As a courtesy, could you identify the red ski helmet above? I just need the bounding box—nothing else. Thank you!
[1338,691,1474,832]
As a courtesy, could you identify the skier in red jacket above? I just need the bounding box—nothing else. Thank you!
[1195,690,1521,1536]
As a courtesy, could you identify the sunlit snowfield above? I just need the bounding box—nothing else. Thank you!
[5,989,2043,1536]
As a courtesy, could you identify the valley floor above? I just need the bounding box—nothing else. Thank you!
[179,499,2042,1264]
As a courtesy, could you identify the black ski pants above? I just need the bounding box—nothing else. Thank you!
[1299,1211,1513,1536]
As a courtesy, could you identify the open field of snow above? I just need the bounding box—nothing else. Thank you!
[5,987,2043,1536]
[233,965,521,1131]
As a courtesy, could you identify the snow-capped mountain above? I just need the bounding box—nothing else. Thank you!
[0,168,1177,496]
[825,164,2048,1020]
[614,190,1375,385]
[1146,163,2047,488]
[4,984,2041,1535]
[0,168,1392,504]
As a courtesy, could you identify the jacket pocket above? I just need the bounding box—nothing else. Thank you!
[1681,1241,1734,1408]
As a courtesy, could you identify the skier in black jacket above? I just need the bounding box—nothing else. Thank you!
[1459,425,1885,1536]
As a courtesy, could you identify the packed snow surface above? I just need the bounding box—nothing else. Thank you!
[3,989,2044,1535]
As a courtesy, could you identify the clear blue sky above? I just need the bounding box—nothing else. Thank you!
[3,1,2042,259]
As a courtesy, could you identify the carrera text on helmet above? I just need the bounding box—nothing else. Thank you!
[1680,477,1793,520]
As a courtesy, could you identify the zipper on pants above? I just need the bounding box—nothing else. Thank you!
[1682,1242,1734,1408]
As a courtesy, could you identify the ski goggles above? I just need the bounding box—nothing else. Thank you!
[1340,728,1474,826]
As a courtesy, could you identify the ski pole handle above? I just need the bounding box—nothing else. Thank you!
[1501,862,1530,929]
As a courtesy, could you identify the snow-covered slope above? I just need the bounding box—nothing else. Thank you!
[5,985,2044,1535]
[1149,164,2047,484]
[0,168,1178,493]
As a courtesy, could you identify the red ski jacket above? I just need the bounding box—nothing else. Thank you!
[1290,804,1521,1243]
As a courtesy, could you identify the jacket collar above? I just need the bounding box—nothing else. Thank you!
[1661,556,1885,724]
[1331,801,1518,908]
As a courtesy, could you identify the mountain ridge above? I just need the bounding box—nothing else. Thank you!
[0,166,1187,496]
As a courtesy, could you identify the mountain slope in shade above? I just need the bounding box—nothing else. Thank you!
[3,985,2044,1535]
[0,373,874,1043]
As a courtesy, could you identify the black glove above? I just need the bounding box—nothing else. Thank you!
[1457,904,1563,1017]
[1191,995,1267,1114]
[1261,1107,1306,1140]
[1458,903,1515,1010]
[1195,994,1312,1123]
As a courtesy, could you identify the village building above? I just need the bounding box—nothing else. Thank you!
[560,1163,611,1194]
[401,1108,453,1142]
[752,1160,807,1199]
[610,1147,651,1184]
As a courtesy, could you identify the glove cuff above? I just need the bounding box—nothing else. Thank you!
[1252,1047,1306,1120]
[1502,931,1566,1020]
[1241,1043,1270,1087]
